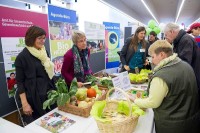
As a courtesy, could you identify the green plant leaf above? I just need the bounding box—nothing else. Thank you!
[43,90,59,110]
[100,78,113,89]
[57,93,70,106]
[43,78,76,109]
[68,89,77,97]
[85,75,97,86]
[43,98,55,110]
[117,101,130,116]
[61,83,67,93]
[70,78,78,92]
[47,90,58,99]
[56,78,68,93]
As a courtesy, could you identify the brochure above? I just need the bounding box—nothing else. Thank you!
[36,112,76,133]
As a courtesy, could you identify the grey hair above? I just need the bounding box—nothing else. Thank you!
[72,30,86,44]
[164,22,180,32]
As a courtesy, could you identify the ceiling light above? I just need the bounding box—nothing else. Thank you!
[141,0,159,24]
[13,0,32,4]
[175,0,186,23]
[13,0,45,6]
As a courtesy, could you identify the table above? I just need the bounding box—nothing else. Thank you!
[25,108,154,133]
[25,108,94,133]
[0,117,31,133]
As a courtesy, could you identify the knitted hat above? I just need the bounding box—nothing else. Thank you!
[187,22,200,34]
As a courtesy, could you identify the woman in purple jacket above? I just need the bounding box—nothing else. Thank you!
[61,30,92,87]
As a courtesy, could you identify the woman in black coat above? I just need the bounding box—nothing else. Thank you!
[15,26,55,123]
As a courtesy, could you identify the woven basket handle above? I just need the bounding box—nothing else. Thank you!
[106,87,132,117]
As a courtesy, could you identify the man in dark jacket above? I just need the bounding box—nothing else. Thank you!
[164,22,200,98]
[146,31,159,69]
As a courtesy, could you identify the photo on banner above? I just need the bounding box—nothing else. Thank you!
[49,21,76,74]
[0,5,49,97]
[103,22,120,69]
[84,21,105,54]
[48,4,77,75]
[1,38,25,97]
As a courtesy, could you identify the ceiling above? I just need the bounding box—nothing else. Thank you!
[6,0,200,27]
[101,0,200,27]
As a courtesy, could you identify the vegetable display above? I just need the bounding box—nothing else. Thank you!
[129,69,152,84]
[43,78,78,110]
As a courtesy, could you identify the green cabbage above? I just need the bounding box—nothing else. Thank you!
[90,100,145,123]
[75,89,87,101]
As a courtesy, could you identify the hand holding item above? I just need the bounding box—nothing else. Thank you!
[144,59,149,65]
[124,65,130,71]
[22,103,33,116]
[128,93,136,102]
[77,82,84,88]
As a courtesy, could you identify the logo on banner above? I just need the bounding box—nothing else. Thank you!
[108,31,118,50]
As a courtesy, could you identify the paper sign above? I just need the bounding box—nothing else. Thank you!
[112,71,131,91]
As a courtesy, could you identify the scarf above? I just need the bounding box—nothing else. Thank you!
[26,46,54,79]
[72,45,90,82]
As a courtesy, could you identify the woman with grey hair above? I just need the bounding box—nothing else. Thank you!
[61,30,92,87]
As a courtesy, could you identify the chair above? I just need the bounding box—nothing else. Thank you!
[14,88,26,127]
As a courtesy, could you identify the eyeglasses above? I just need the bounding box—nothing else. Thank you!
[77,38,87,43]
[37,36,46,41]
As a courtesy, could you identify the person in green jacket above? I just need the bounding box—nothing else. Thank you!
[130,40,200,133]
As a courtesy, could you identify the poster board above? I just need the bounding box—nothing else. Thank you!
[0,5,49,116]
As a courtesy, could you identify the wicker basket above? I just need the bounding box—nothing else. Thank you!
[130,79,147,84]
[58,102,92,117]
[58,88,107,117]
[84,84,108,90]
[97,84,110,89]
[93,71,117,78]
[95,87,139,133]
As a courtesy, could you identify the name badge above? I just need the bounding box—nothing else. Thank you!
[140,49,145,52]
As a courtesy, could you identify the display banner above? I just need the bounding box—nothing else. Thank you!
[84,21,105,54]
[48,4,76,23]
[0,5,49,97]
[48,4,76,75]
[0,6,48,37]
[103,22,120,69]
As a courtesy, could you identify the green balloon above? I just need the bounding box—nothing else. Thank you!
[148,20,156,29]
[153,26,161,34]
[146,28,152,35]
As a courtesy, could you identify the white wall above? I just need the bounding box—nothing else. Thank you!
[2,0,145,47]
[69,0,144,48]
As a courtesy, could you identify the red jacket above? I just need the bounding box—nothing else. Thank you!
[7,78,16,90]
[61,48,91,86]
